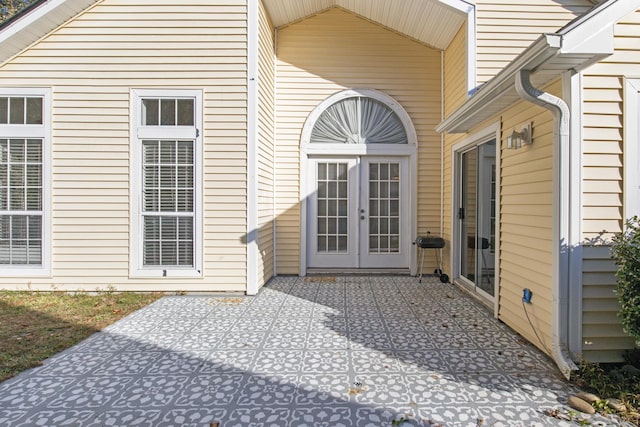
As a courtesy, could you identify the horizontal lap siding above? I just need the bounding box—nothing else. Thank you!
[442,26,468,272]
[499,84,557,356]
[579,9,640,361]
[0,0,249,291]
[475,0,592,85]
[275,8,441,274]
[257,0,275,284]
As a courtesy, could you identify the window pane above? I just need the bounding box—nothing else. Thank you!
[26,188,41,210]
[144,240,160,265]
[143,188,159,211]
[144,164,159,187]
[178,242,193,265]
[177,141,193,164]
[161,242,177,265]
[177,99,194,126]
[178,217,193,240]
[0,139,7,163]
[142,99,159,125]
[143,140,159,163]
[162,217,177,241]
[26,98,43,124]
[10,164,25,187]
[28,216,41,240]
[159,165,176,187]
[26,164,41,186]
[160,140,176,163]
[12,216,27,239]
[160,189,176,211]
[9,139,24,162]
[26,140,42,162]
[11,240,27,264]
[160,99,176,125]
[0,98,7,124]
[28,240,42,264]
[144,216,160,240]
[177,189,193,212]
[9,98,24,124]
[10,187,24,210]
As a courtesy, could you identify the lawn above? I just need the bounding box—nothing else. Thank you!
[0,290,163,383]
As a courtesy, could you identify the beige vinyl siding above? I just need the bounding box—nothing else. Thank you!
[577,8,640,361]
[475,0,593,85]
[274,8,441,273]
[256,0,275,285]
[444,25,467,118]
[0,0,249,292]
[498,82,558,356]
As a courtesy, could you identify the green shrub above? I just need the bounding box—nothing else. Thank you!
[611,216,640,344]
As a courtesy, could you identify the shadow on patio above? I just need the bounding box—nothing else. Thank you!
[0,275,577,426]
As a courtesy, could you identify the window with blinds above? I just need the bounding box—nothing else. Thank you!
[131,90,201,276]
[0,95,45,268]
[142,140,194,267]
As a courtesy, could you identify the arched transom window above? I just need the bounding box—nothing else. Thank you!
[310,96,408,145]
[301,89,417,150]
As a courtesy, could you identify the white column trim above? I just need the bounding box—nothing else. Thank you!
[624,78,640,218]
[247,0,260,294]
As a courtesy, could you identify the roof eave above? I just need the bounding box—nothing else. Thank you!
[0,0,99,65]
[437,0,638,134]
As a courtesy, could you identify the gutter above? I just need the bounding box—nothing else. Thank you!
[515,70,577,380]
[435,34,561,134]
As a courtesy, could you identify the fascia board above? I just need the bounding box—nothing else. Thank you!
[0,0,99,64]
[436,34,561,133]
[437,0,638,134]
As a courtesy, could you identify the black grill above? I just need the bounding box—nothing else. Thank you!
[413,234,448,283]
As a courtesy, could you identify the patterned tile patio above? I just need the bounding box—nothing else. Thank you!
[0,275,627,426]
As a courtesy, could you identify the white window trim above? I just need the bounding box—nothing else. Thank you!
[624,78,640,219]
[0,87,51,277]
[450,122,500,317]
[129,89,203,278]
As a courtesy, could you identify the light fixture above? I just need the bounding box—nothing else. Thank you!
[507,123,532,149]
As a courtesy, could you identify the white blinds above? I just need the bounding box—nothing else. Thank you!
[0,138,43,265]
[310,96,407,145]
[142,140,194,267]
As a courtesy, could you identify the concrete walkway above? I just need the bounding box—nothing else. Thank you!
[0,276,627,426]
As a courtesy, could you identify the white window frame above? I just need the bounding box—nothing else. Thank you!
[624,78,640,218]
[0,88,51,277]
[130,89,203,278]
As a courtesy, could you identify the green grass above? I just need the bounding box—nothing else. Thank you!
[0,290,163,383]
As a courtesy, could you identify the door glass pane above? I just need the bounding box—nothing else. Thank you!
[459,140,496,297]
[368,161,400,253]
[316,161,349,253]
[460,149,477,284]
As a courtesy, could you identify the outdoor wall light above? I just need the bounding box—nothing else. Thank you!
[506,123,532,149]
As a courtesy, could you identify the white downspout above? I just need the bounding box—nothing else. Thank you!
[515,69,578,380]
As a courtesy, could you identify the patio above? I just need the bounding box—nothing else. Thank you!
[0,275,620,426]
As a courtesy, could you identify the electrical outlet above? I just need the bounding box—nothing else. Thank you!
[522,288,532,304]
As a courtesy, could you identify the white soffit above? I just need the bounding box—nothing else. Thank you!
[263,0,469,50]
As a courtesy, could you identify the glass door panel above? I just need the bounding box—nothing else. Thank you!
[457,140,496,298]
[307,158,358,269]
[359,157,409,269]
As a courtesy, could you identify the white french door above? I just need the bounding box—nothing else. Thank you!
[307,157,409,270]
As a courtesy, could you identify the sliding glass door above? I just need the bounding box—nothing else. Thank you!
[456,140,496,298]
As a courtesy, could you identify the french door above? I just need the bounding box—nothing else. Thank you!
[307,157,409,270]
